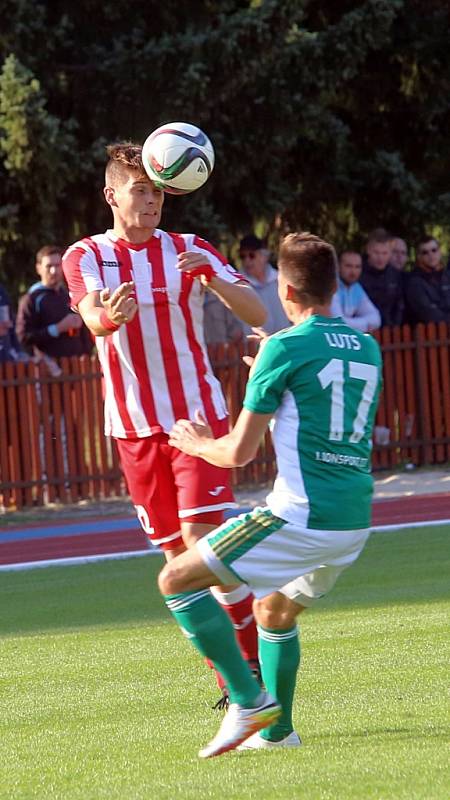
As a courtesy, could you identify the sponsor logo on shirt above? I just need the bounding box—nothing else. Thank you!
[101,260,122,268]
[315,451,368,467]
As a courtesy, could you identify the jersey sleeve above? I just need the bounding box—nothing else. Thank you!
[62,242,105,308]
[243,337,290,414]
[192,235,248,284]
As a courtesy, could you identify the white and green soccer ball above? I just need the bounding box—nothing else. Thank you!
[142,122,215,195]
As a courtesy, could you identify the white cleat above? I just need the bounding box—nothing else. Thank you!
[199,692,281,759]
[238,730,302,750]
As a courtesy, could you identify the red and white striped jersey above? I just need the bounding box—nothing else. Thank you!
[63,229,245,439]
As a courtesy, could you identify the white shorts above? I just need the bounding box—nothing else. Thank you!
[197,506,370,603]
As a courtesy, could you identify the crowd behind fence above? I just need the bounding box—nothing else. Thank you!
[0,322,449,511]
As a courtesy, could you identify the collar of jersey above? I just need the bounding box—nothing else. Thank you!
[106,229,162,250]
[310,314,344,325]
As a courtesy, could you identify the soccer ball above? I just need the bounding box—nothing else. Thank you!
[142,122,215,195]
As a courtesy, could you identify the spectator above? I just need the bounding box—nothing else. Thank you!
[390,237,409,272]
[360,228,404,326]
[405,236,450,324]
[238,234,290,337]
[203,291,243,345]
[0,283,27,363]
[16,245,93,362]
[331,251,381,332]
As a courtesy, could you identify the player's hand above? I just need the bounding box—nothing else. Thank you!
[242,327,270,374]
[168,410,213,455]
[100,282,137,325]
[177,252,218,285]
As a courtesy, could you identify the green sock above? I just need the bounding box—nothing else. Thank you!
[164,590,261,707]
[258,624,301,741]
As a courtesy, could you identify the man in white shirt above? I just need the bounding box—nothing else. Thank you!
[331,250,381,332]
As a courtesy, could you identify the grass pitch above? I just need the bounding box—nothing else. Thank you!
[0,525,449,800]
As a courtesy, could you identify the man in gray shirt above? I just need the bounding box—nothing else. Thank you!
[239,235,290,339]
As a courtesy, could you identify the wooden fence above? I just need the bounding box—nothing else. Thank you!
[1,322,449,510]
[371,322,450,469]
[0,357,123,511]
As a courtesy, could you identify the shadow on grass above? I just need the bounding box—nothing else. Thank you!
[0,525,449,637]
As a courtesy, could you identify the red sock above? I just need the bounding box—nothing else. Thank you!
[205,657,227,690]
[205,586,259,692]
[210,585,258,663]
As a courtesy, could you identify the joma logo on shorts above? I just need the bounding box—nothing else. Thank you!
[208,485,225,496]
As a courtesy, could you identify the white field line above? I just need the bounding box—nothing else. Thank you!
[0,518,449,573]
[0,549,159,572]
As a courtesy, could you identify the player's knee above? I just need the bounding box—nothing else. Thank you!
[253,596,299,630]
[158,563,179,596]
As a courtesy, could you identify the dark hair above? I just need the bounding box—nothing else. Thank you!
[36,245,62,264]
[105,142,145,185]
[278,233,337,304]
[366,227,391,246]
[239,234,265,251]
[339,250,362,263]
[416,235,438,251]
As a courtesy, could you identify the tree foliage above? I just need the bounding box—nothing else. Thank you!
[1,0,449,296]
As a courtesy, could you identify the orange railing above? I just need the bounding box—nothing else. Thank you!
[371,322,450,469]
[0,357,122,510]
[1,322,449,510]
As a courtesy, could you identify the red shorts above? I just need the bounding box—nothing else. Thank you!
[116,417,235,551]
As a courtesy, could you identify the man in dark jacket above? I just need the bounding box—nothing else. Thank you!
[0,283,26,363]
[406,237,450,324]
[16,245,93,360]
[360,229,404,326]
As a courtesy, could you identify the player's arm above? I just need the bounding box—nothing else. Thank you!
[208,277,267,327]
[171,335,286,465]
[63,245,137,336]
[177,251,267,327]
[169,407,272,468]
[78,282,137,336]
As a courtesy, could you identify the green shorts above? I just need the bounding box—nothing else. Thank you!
[196,506,370,602]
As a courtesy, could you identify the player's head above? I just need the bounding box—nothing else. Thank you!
[104,142,164,234]
[415,235,442,272]
[35,245,63,289]
[105,142,146,186]
[277,233,338,317]
[339,251,362,286]
[366,228,392,271]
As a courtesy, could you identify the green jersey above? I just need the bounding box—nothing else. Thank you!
[243,315,382,530]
